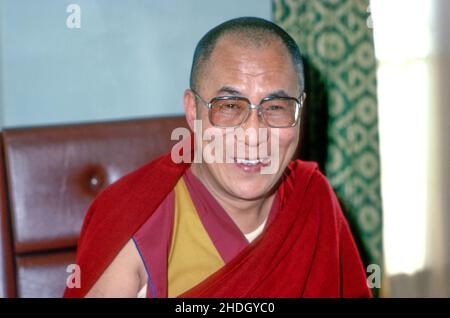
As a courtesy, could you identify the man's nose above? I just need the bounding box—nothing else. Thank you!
[241,107,265,146]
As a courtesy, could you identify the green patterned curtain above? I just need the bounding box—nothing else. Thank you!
[273,0,383,295]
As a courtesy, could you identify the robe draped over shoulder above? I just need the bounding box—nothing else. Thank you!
[63,153,371,298]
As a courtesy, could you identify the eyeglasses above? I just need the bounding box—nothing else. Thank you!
[191,89,305,128]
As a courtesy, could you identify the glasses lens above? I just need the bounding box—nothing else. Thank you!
[261,98,298,127]
[210,97,249,127]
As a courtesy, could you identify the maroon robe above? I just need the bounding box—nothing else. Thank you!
[63,153,371,298]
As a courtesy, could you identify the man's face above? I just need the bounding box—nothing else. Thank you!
[184,35,301,201]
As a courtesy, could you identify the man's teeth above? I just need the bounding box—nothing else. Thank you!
[236,158,267,165]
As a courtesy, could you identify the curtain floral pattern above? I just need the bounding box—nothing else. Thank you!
[273,0,383,293]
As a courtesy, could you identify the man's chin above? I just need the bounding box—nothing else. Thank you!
[202,164,280,199]
[223,181,275,201]
[227,191,269,201]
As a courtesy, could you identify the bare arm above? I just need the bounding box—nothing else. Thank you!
[85,238,147,298]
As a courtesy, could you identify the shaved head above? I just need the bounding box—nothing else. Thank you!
[189,17,305,93]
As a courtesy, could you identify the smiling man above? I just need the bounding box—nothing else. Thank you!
[64,17,371,298]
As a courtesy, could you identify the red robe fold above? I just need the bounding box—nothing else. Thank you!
[63,153,371,298]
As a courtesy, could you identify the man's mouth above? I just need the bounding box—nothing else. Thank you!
[235,158,270,166]
[232,157,271,173]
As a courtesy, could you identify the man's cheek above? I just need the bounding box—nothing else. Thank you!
[261,129,280,175]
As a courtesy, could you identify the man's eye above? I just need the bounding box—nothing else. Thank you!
[267,104,285,111]
[222,103,240,110]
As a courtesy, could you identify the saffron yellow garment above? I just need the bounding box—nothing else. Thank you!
[167,178,225,297]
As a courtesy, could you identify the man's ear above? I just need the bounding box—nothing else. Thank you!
[184,89,197,132]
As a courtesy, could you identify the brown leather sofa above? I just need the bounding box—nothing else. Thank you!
[0,116,188,297]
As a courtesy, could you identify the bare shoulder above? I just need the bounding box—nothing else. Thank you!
[85,238,147,298]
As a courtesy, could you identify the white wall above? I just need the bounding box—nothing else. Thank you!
[0,0,271,128]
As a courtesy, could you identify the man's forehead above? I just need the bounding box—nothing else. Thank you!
[194,32,301,93]
[209,35,293,70]
[214,33,287,54]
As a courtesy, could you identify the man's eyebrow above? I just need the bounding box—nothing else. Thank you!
[216,86,242,96]
[264,90,291,99]
[215,87,293,99]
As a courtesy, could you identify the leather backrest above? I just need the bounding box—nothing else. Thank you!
[0,137,16,297]
[1,115,188,297]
